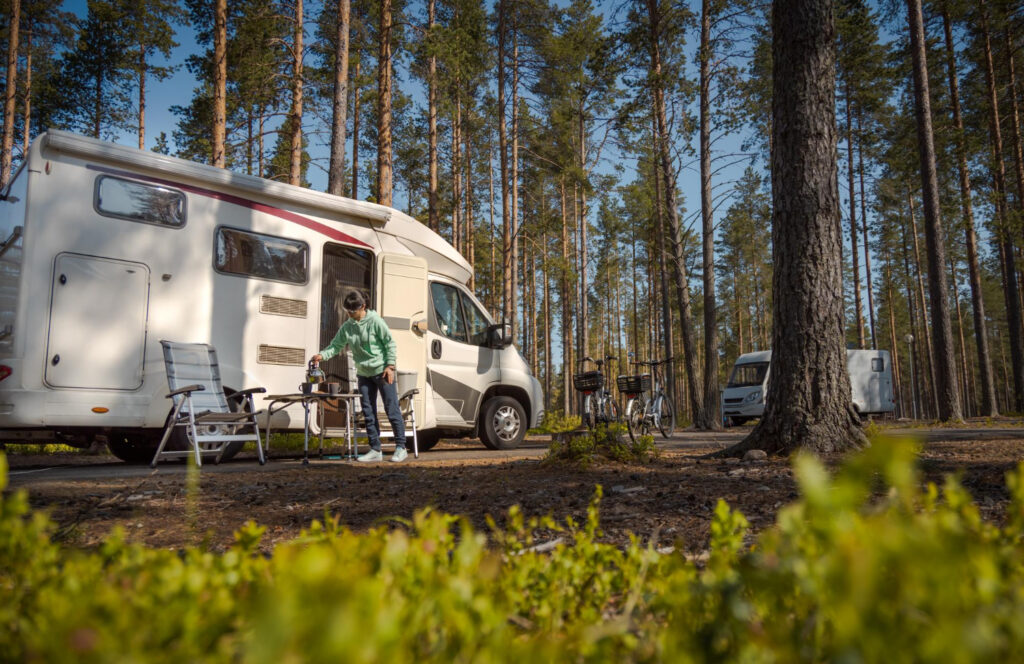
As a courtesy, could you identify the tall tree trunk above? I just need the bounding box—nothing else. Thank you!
[212,0,227,168]
[699,0,721,429]
[327,0,350,196]
[941,2,997,416]
[646,0,704,425]
[908,193,937,417]
[488,150,496,311]
[885,257,905,417]
[846,82,865,347]
[905,0,962,421]
[577,113,587,361]
[653,115,675,411]
[857,119,876,348]
[511,26,520,344]
[981,1,1024,413]
[726,0,865,456]
[543,232,552,410]
[427,0,438,231]
[560,179,571,415]
[376,0,393,206]
[1,0,19,187]
[451,93,462,249]
[138,52,146,149]
[20,26,29,156]
[351,62,360,199]
[497,0,513,331]
[288,0,304,186]
[949,256,973,415]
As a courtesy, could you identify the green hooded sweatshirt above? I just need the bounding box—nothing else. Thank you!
[318,309,396,377]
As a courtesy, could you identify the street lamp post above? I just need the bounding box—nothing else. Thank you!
[905,334,917,420]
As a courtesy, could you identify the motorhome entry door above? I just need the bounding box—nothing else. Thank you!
[45,253,150,390]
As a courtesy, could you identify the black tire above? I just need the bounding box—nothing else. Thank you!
[582,394,595,430]
[605,398,621,424]
[656,395,675,438]
[731,417,749,426]
[106,430,167,464]
[480,396,527,450]
[625,397,645,443]
[414,428,444,452]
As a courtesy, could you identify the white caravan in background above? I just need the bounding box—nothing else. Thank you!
[0,130,543,461]
[721,349,896,425]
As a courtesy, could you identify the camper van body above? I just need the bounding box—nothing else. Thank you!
[0,131,543,456]
[721,349,895,424]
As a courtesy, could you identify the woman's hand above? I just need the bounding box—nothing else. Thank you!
[311,354,323,363]
[383,366,395,384]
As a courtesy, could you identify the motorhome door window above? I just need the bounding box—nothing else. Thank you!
[727,362,769,388]
[429,282,467,342]
[214,226,308,284]
[94,175,186,228]
[871,358,884,372]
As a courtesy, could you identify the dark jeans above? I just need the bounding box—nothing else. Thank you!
[358,372,406,452]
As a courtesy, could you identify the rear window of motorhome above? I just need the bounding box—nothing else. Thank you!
[727,362,769,388]
[214,227,308,285]
[95,176,186,228]
[872,357,884,372]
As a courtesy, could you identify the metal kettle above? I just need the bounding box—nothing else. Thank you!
[306,359,325,384]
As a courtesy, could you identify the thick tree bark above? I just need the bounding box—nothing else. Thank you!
[351,61,359,198]
[905,0,961,421]
[646,0,705,426]
[980,1,1024,413]
[724,0,865,456]
[699,0,721,429]
[941,2,997,416]
[288,0,304,186]
[427,0,438,231]
[212,0,227,168]
[327,0,350,196]
[1,0,19,188]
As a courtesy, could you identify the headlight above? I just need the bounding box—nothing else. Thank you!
[744,390,762,404]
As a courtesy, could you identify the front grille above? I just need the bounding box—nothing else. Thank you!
[724,398,743,404]
[257,344,305,366]
[260,295,307,318]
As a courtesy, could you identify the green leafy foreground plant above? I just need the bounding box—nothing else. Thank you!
[2,439,1024,662]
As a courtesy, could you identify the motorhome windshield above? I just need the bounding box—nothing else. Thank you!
[727,362,769,388]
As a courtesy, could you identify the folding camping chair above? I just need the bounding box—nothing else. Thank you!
[151,341,267,467]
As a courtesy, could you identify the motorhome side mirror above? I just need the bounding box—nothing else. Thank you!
[488,323,513,349]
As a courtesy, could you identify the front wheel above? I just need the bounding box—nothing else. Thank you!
[604,397,621,424]
[625,397,645,443]
[480,396,527,450]
[582,394,595,430]
[656,395,676,438]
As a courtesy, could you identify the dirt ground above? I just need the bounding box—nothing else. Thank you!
[5,433,1024,555]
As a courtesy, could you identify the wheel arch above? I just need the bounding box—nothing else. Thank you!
[475,384,532,436]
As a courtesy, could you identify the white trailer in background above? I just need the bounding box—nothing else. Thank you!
[0,130,543,461]
[721,349,896,425]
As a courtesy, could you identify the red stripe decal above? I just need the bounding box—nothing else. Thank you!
[87,164,372,248]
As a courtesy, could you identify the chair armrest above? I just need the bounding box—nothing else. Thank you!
[225,387,267,400]
[166,384,205,398]
[399,388,420,401]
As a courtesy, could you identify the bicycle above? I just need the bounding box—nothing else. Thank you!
[619,357,676,443]
[574,355,620,429]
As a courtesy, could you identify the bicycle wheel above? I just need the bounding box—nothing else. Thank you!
[656,394,676,438]
[582,394,595,430]
[625,397,645,443]
[605,397,621,424]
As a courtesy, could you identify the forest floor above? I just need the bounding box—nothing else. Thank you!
[5,423,1024,555]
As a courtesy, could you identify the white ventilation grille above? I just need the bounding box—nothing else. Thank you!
[260,295,307,318]
[257,344,305,366]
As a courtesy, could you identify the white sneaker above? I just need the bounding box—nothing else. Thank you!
[390,447,408,463]
[357,449,383,462]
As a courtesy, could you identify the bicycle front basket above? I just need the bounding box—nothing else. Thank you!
[617,374,651,395]
[573,370,604,392]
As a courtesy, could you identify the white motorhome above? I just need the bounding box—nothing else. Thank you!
[0,130,543,461]
[721,349,896,425]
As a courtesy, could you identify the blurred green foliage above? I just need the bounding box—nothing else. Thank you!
[2,438,1024,661]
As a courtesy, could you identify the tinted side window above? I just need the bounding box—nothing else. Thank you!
[95,175,186,228]
[460,290,491,346]
[214,227,308,284]
[430,282,467,342]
